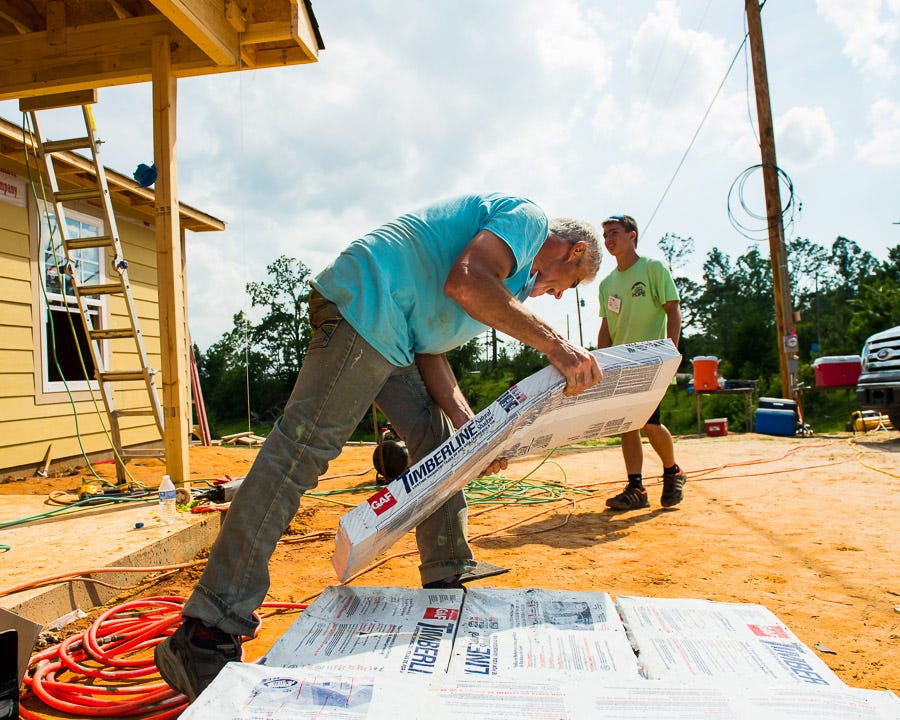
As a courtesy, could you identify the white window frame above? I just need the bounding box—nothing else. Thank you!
[37,205,108,394]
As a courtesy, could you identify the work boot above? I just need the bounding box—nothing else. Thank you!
[154,617,242,702]
[605,485,650,510]
[661,469,687,507]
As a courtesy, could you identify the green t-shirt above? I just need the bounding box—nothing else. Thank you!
[598,256,679,345]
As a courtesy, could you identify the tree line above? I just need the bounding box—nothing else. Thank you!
[194,237,900,437]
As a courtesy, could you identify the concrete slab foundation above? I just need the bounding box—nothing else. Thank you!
[0,494,221,628]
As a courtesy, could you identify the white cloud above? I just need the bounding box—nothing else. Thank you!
[529,0,613,92]
[595,161,645,199]
[775,106,836,169]
[816,0,899,79]
[627,0,733,108]
[4,1,895,350]
[593,0,752,162]
[856,98,900,165]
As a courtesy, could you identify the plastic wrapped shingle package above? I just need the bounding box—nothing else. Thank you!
[333,339,682,581]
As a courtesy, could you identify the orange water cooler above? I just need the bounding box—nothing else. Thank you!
[691,356,720,391]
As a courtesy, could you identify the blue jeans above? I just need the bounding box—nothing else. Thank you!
[183,292,474,635]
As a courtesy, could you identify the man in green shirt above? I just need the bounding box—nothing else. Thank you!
[597,214,686,510]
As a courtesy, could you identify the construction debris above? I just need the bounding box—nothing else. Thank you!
[219,432,267,447]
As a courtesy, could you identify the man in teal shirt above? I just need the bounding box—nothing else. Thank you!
[157,193,603,701]
[597,214,687,511]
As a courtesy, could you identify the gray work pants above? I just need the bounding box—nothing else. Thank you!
[183,292,473,636]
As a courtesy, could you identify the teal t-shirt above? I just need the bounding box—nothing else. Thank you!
[598,256,679,345]
[312,193,549,366]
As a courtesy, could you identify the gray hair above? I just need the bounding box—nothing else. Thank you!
[549,217,602,282]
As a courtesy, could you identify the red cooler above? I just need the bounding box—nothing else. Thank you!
[812,355,861,388]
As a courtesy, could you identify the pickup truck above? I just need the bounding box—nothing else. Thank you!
[856,325,900,430]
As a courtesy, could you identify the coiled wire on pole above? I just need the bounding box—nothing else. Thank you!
[727,163,800,241]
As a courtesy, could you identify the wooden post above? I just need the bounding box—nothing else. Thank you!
[745,0,799,400]
[152,35,190,482]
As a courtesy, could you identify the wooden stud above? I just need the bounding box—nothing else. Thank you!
[225,0,248,33]
[152,34,190,484]
[46,0,66,46]
[18,89,98,112]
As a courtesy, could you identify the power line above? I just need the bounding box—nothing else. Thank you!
[643,29,749,238]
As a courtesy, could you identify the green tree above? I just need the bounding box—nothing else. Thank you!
[795,236,881,355]
[199,311,275,431]
[447,337,482,377]
[787,237,834,357]
[690,245,778,381]
[846,243,900,346]
[246,255,313,382]
[657,233,700,336]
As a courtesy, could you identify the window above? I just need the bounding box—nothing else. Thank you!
[39,208,107,393]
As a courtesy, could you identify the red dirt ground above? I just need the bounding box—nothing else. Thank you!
[4,428,899,717]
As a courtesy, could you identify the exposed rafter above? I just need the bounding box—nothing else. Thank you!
[0,0,323,102]
[146,0,239,66]
[106,1,134,20]
[0,2,38,35]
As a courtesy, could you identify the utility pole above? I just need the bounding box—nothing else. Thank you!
[745,0,799,400]
[575,286,585,346]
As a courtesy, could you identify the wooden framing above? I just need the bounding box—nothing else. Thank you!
[0,1,323,482]
[152,34,189,481]
[0,1,324,102]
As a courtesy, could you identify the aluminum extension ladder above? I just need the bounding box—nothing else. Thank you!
[27,104,164,484]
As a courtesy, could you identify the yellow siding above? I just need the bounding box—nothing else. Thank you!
[0,373,34,398]
[0,302,30,325]
[0,180,170,474]
[1,323,32,350]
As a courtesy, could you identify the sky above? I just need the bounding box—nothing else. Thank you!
[3,0,898,354]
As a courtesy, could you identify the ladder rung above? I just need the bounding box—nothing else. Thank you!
[42,136,92,153]
[113,408,157,417]
[66,235,115,250]
[100,370,147,382]
[55,188,101,202]
[76,282,123,296]
[89,327,136,340]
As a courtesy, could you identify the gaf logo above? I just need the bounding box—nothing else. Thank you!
[748,624,790,639]
[424,607,460,621]
[368,487,397,515]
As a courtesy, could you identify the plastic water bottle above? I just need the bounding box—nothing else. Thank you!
[158,474,177,525]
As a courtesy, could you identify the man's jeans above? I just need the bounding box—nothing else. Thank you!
[183,292,474,636]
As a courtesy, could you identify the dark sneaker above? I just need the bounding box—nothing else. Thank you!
[661,471,686,507]
[154,617,242,702]
[606,486,650,510]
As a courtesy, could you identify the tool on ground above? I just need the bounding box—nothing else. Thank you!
[198,477,246,503]
[36,443,53,478]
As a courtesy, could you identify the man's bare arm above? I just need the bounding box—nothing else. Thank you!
[415,352,508,476]
[445,230,601,396]
[415,353,472,430]
[663,300,682,347]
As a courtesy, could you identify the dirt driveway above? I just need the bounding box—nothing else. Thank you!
[4,429,898,696]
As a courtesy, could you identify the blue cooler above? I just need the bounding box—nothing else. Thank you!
[755,408,796,436]
[758,396,798,413]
